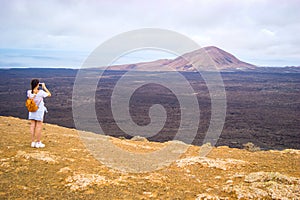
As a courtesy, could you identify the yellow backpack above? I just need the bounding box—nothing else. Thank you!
[25,98,39,112]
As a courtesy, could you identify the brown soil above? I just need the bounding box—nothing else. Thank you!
[0,116,299,199]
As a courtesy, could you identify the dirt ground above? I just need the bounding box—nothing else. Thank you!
[0,116,299,199]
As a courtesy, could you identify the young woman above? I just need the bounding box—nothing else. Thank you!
[27,79,51,148]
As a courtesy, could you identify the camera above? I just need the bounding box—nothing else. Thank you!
[39,83,44,86]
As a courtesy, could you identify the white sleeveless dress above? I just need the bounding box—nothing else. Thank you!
[27,90,49,121]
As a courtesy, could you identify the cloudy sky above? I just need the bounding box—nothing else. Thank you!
[0,0,300,68]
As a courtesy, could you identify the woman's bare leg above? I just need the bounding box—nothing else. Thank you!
[30,120,36,142]
[35,121,43,142]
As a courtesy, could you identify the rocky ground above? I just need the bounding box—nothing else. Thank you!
[0,116,299,199]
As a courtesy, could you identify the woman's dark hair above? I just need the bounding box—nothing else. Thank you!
[31,79,39,94]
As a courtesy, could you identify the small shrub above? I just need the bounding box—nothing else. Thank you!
[243,142,261,152]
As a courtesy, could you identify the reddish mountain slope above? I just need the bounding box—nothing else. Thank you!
[108,46,256,71]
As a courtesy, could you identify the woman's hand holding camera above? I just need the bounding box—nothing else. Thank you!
[40,83,51,97]
[39,83,45,88]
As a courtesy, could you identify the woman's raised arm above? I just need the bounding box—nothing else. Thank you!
[42,83,51,97]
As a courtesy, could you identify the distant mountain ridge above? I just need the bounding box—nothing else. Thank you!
[109,46,257,72]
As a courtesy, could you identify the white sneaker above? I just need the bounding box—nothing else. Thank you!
[35,142,45,148]
[31,142,36,148]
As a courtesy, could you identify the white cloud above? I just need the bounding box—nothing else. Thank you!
[261,29,276,37]
[0,0,300,67]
